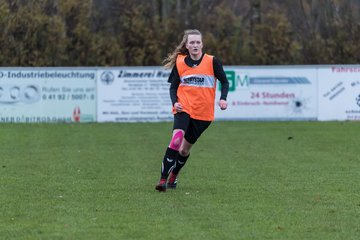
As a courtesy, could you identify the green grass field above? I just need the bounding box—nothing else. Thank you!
[1,121,360,240]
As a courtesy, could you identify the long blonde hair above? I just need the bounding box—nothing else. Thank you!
[163,29,202,69]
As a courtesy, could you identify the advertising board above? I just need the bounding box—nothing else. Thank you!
[215,67,318,120]
[0,69,96,123]
[318,66,360,121]
[97,67,172,122]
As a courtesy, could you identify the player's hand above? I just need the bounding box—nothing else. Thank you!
[219,99,227,110]
[174,102,183,112]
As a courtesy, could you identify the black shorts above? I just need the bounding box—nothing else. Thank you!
[173,112,212,144]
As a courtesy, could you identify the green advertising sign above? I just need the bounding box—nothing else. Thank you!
[219,70,249,91]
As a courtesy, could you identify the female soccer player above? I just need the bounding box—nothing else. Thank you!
[155,29,229,192]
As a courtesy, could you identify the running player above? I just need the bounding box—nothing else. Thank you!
[155,29,229,192]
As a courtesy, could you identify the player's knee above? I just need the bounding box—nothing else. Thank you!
[169,131,184,151]
[179,148,190,157]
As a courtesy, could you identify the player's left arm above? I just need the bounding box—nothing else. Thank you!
[213,57,229,110]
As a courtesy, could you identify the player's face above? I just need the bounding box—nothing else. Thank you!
[186,34,203,58]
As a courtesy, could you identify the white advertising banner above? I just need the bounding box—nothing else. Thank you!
[97,67,172,122]
[215,67,318,120]
[2,65,359,123]
[0,69,96,123]
[318,66,360,121]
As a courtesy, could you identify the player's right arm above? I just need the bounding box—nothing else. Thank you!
[168,65,181,107]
